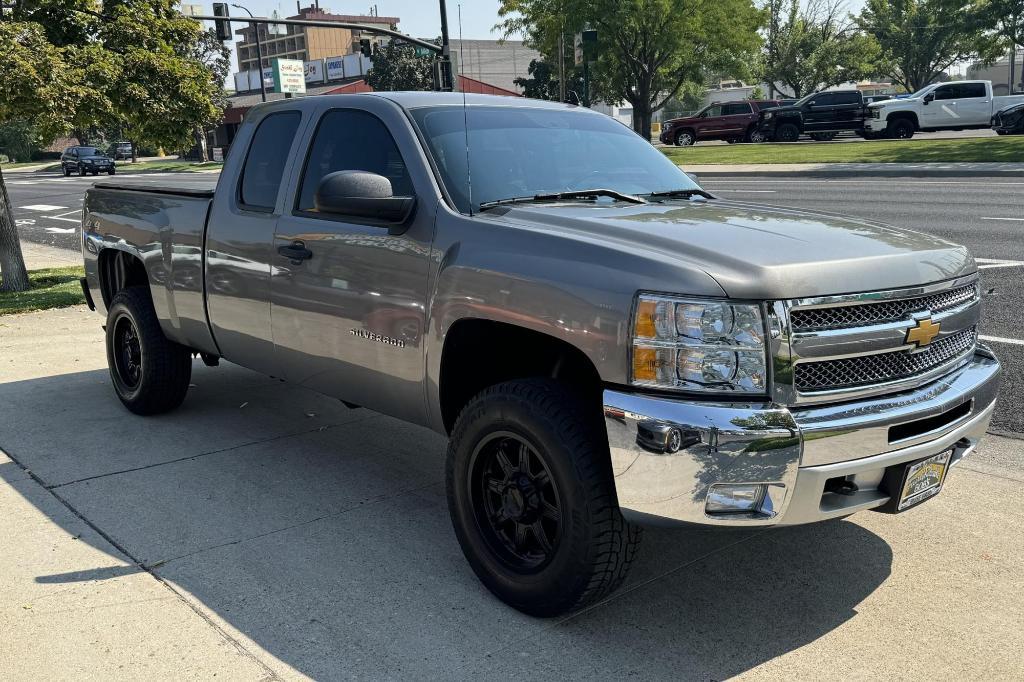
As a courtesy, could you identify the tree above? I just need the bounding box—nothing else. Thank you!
[366,39,438,91]
[514,58,584,100]
[857,0,1002,92]
[0,1,229,292]
[761,0,879,98]
[498,0,763,137]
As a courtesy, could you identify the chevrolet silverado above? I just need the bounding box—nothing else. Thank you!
[80,93,1001,616]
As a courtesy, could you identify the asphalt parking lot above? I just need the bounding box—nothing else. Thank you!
[2,169,1023,678]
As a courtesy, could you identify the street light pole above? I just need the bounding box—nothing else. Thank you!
[232,4,267,102]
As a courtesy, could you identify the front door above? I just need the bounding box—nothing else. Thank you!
[803,93,837,131]
[270,105,435,424]
[923,84,965,127]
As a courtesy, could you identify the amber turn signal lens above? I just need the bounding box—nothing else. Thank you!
[632,346,658,382]
[634,299,658,339]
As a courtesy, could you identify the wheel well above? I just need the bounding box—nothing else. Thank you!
[676,127,695,139]
[886,112,918,129]
[439,319,602,434]
[98,249,149,308]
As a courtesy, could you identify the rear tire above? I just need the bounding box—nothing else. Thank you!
[775,122,800,142]
[105,287,192,415]
[446,379,641,617]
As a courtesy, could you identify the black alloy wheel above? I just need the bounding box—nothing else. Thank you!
[888,118,915,139]
[470,432,561,571]
[775,123,800,142]
[111,315,143,390]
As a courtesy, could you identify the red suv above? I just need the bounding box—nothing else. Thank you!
[660,100,787,146]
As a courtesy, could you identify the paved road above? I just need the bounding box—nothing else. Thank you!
[660,127,998,146]
[700,174,1024,435]
[4,171,217,251]
[7,170,1022,434]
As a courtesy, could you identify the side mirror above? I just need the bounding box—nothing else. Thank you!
[314,171,415,226]
[923,93,934,105]
[806,101,816,107]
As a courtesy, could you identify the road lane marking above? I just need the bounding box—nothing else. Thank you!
[975,258,1024,270]
[979,335,1024,346]
[44,227,77,234]
[49,216,81,223]
[21,204,67,211]
[980,217,1024,222]
[712,189,777,193]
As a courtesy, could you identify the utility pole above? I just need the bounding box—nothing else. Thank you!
[438,0,453,91]
[558,33,566,102]
[232,4,267,102]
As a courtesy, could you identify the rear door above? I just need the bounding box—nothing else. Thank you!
[720,102,755,135]
[269,98,437,424]
[803,93,838,131]
[949,82,992,125]
[830,92,864,129]
[204,106,307,374]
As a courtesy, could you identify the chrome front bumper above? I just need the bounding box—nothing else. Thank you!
[603,349,1000,527]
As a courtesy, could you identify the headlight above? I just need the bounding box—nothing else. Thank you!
[763,112,774,120]
[631,294,768,394]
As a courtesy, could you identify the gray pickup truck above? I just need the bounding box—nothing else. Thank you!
[81,93,1001,616]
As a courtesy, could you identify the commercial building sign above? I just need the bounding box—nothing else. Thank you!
[325,56,346,81]
[272,58,306,94]
[305,59,325,84]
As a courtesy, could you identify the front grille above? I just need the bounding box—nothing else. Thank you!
[790,282,977,332]
[795,326,977,392]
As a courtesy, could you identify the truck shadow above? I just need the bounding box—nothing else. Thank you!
[0,363,891,679]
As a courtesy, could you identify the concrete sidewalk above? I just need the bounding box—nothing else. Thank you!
[1,306,1022,679]
[684,162,1024,177]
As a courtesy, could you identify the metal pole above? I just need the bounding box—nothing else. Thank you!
[558,33,565,102]
[232,5,267,102]
[438,0,452,91]
[583,59,590,108]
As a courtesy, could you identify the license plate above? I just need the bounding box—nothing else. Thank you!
[896,451,951,511]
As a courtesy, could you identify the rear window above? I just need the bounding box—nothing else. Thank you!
[239,111,302,211]
[722,102,753,115]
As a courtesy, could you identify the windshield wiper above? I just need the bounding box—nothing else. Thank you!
[478,188,646,212]
[644,188,716,200]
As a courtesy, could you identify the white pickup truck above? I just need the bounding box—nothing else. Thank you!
[865,80,1024,139]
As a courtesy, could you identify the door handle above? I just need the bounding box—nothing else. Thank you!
[278,240,313,263]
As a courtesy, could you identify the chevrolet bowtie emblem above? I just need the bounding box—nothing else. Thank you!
[906,318,941,348]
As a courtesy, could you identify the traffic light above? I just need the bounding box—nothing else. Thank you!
[212,3,232,42]
[359,38,372,57]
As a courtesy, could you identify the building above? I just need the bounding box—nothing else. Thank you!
[447,39,539,94]
[968,49,1024,95]
[235,4,399,72]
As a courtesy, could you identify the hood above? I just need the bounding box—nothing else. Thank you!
[491,199,974,300]
[665,115,702,126]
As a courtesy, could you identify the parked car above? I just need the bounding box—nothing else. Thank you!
[758,90,869,142]
[865,80,1024,139]
[81,93,1000,617]
[60,146,116,176]
[992,101,1024,134]
[660,100,788,145]
[111,142,133,160]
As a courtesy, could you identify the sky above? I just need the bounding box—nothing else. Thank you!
[219,0,507,74]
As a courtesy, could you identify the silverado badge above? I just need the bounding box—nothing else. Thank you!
[906,318,941,348]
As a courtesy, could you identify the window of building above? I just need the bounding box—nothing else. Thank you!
[238,111,302,211]
[295,109,413,214]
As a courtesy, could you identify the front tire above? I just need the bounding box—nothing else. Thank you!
[887,118,915,139]
[746,128,767,143]
[775,122,800,142]
[674,129,695,146]
[105,287,192,415]
[446,379,641,617]
[78,166,86,176]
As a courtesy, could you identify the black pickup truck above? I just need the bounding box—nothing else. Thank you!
[758,90,871,142]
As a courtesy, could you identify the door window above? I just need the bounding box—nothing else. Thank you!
[957,83,987,98]
[702,105,723,118]
[238,111,302,211]
[934,86,956,100]
[722,102,753,116]
[834,92,861,104]
[295,109,412,213]
[811,94,838,106]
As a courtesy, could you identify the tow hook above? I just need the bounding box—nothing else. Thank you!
[824,477,860,496]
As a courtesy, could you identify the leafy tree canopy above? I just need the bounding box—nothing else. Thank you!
[857,0,1002,92]
[497,0,763,136]
[762,0,880,98]
[366,38,439,91]
[514,58,585,100]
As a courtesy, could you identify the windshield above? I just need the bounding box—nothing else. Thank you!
[410,105,699,214]
[907,85,933,98]
[79,147,100,156]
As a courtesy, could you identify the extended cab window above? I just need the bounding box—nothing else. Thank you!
[958,83,986,98]
[239,111,302,211]
[296,109,412,212]
[835,92,861,104]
